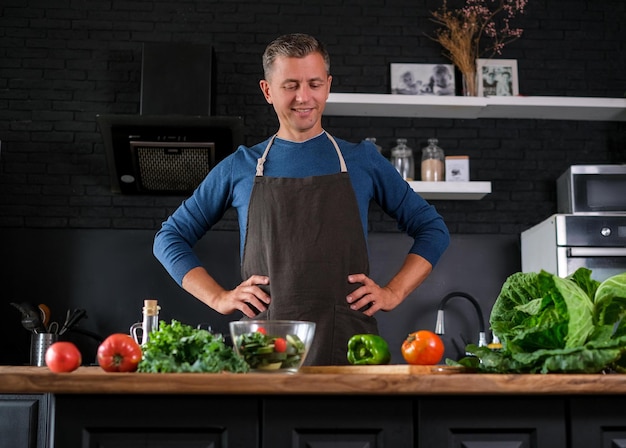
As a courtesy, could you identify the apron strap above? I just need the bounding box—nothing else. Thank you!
[324,131,348,173]
[256,135,276,176]
[255,131,347,176]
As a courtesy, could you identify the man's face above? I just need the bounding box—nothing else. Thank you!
[259,53,332,142]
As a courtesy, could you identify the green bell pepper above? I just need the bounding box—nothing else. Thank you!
[347,334,391,365]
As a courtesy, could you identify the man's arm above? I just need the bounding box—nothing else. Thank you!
[182,266,271,318]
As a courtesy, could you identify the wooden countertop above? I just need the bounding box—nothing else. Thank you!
[1,365,625,395]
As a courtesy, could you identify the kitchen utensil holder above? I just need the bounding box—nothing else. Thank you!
[30,333,58,367]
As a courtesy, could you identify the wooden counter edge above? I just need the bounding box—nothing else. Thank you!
[0,366,625,395]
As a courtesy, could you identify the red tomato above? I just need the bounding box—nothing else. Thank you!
[274,337,287,353]
[97,333,143,372]
[257,327,267,335]
[401,330,445,365]
[45,341,82,373]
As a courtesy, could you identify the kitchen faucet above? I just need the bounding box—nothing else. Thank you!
[434,291,487,347]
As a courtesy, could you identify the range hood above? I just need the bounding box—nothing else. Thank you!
[99,42,244,195]
[98,114,243,195]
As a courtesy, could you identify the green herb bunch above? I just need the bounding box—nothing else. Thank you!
[137,320,249,373]
[452,268,626,373]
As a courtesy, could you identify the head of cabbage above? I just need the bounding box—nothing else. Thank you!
[456,268,626,373]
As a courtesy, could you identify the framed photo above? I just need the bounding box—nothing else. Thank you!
[477,59,519,97]
[390,63,455,96]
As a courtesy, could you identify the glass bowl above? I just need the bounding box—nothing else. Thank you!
[229,320,316,373]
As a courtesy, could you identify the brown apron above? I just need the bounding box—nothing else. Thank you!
[241,132,379,365]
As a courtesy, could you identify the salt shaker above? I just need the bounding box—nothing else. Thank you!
[421,138,445,181]
[390,138,415,181]
[130,299,160,346]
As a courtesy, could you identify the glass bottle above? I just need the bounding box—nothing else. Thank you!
[421,138,445,181]
[130,299,160,346]
[364,137,383,154]
[390,138,415,181]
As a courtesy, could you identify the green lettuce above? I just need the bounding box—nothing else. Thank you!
[454,268,626,373]
[137,320,249,373]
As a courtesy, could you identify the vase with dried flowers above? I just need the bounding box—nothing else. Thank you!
[430,0,528,96]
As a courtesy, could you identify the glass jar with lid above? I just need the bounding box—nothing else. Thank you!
[390,138,415,181]
[421,138,445,181]
[364,137,383,154]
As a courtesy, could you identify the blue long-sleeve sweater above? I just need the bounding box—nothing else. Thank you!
[153,133,450,285]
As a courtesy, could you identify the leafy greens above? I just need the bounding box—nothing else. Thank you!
[453,268,626,373]
[137,320,249,373]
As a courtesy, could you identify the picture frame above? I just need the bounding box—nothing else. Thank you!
[477,59,519,97]
[390,63,455,96]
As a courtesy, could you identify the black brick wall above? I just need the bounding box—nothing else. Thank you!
[1,0,625,234]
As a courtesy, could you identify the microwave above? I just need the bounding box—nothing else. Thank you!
[557,165,626,214]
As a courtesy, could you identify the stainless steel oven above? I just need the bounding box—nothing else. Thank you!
[521,214,626,282]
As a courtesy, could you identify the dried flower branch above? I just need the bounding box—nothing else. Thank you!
[430,0,527,94]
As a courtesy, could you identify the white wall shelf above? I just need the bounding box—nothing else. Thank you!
[326,94,626,199]
[325,93,626,121]
[408,181,492,200]
[324,93,626,200]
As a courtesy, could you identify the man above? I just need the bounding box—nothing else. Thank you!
[497,71,513,96]
[153,33,450,365]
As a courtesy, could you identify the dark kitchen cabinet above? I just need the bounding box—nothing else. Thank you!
[262,396,414,447]
[54,395,414,447]
[570,396,626,448]
[34,393,626,448]
[54,395,259,448]
[417,396,567,448]
[0,394,53,448]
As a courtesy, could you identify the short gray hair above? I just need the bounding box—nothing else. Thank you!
[262,33,330,80]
